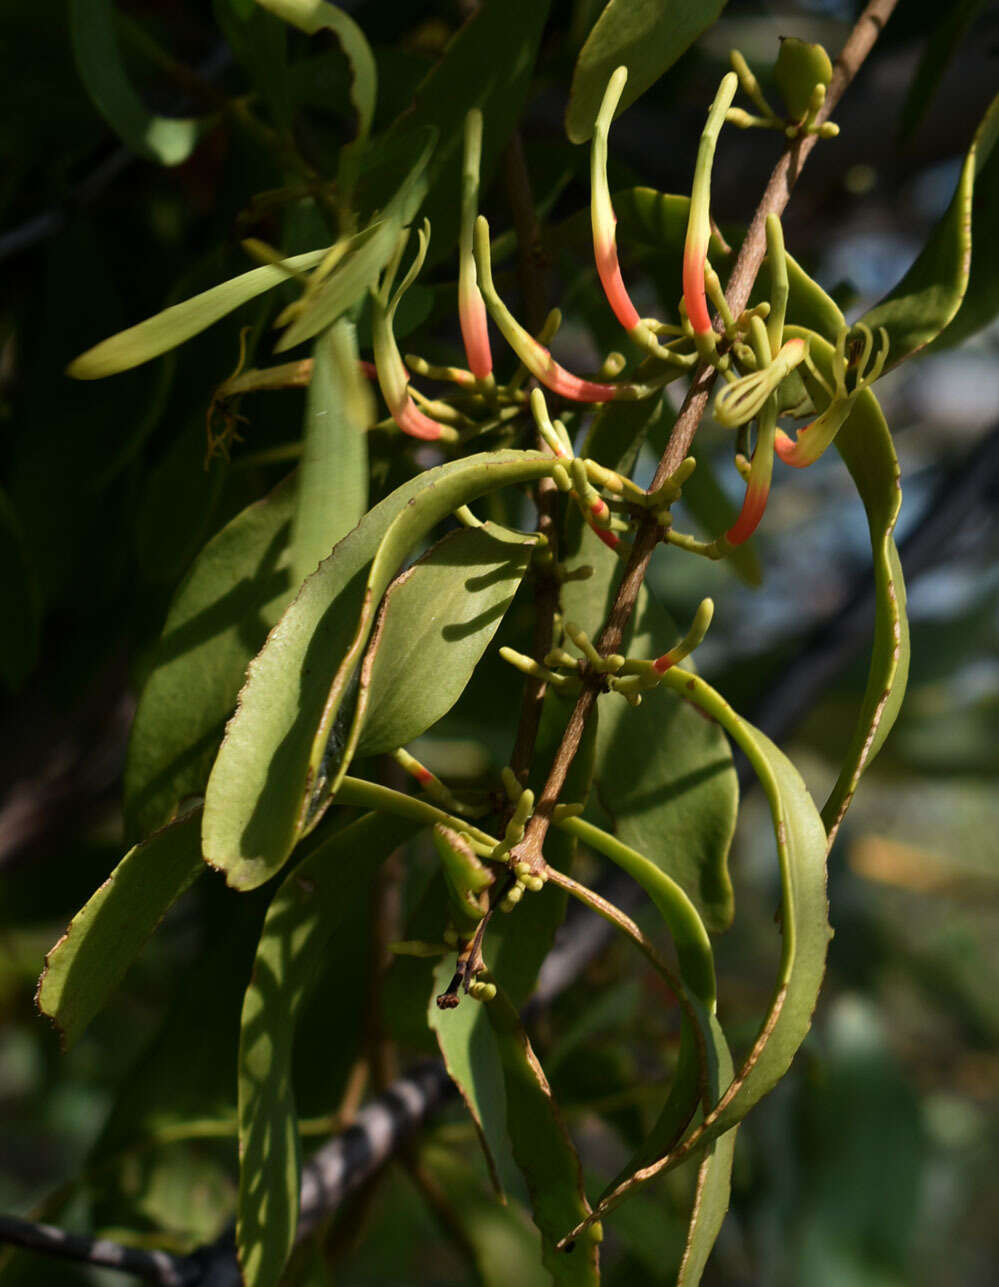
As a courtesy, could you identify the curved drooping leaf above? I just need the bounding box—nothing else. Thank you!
[561,527,737,932]
[274,131,435,352]
[202,450,554,891]
[37,809,204,1049]
[676,1109,737,1287]
[124,475,297,840]
[898,0,990,142]
[859,92,999,366]
[485,990,600,1285]
[67,248,329,379]
[290,319,370,588]
[428,957,524,1201]
[566,0,728,144]
[785,327,910,842]
[236,811,420,1287]
[255,0,376,140]
[368,0,551,265]
[356,523,538,756]
[936,93,999,347]
[69,0,207,166]
[568,668,830,1236]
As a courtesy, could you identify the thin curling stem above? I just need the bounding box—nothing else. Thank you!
[683,73,738,344]
[459,110,493,379]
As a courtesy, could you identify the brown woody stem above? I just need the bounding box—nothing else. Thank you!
[509,0,899,875]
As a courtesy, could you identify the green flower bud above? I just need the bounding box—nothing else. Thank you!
[774,38,833,122]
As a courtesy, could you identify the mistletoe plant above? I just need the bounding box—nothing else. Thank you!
[29,1,998,1284]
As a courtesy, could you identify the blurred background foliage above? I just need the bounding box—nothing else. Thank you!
[0,0,996,1283]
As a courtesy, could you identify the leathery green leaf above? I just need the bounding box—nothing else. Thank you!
[428,957,524,1201]
[567,669,830,1238]
[290,319,370,588]
[859,92,999,366]
[237,811,420,1287]
[67,248,329,379]
[369,0,551,264]
[485,989,600,1284]
[786,327,910,843]
[356,523,538,757]
[274,131,434,352]
[202,450,554,891]
[936,92,999,347]
[124,475,298,841]
[69,0,206,166]
[37,809,204,1049]
[676,1113,737,1286]
[255,0,376,140]
[561,526,737,932]
[567,1,728,143]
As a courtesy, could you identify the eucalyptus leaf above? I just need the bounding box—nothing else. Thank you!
[290,319,370,588]
[356,522,537,756]
[202,451,555,891]
[237,811,420,1287]
[567,1,728,144]
[37,809,204,1049]
[69,0,207,166]
[859,92,999,366]
[67,249,329,379]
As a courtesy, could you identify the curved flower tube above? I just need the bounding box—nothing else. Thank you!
[682,73,738,351]
[775,397,854,468]
[458,110,493,380]
[713,336,806,428]
[591,67,641,332]
[372,222,453,441]
[726,399,777,544]
[474,216,662,403]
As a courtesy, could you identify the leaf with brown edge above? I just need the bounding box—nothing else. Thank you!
[485,988,600,1284]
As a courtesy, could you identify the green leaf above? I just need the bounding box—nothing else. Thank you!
[69,0,207,166]
[486,990,600,1284]
[124,474,298,841]
[275,132,435,352]
[0,485,40,690]
[676,1125,737,1287]
[786,328,910,843]
[936,93,999,347]
[858,92,999,367]
[428,957,524,1200]
[290,320,370,587]
[67,248,329,379]
[567,674,829,1247]
[254,0,376,140]
[236,811,420,1287]
[561,527,737,932]
[567,1,728,144]
[369,0,551,264]
[37,809,204,1049]
[356,523,537,756]
[202,450,554,891]
[898,0,989,142]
